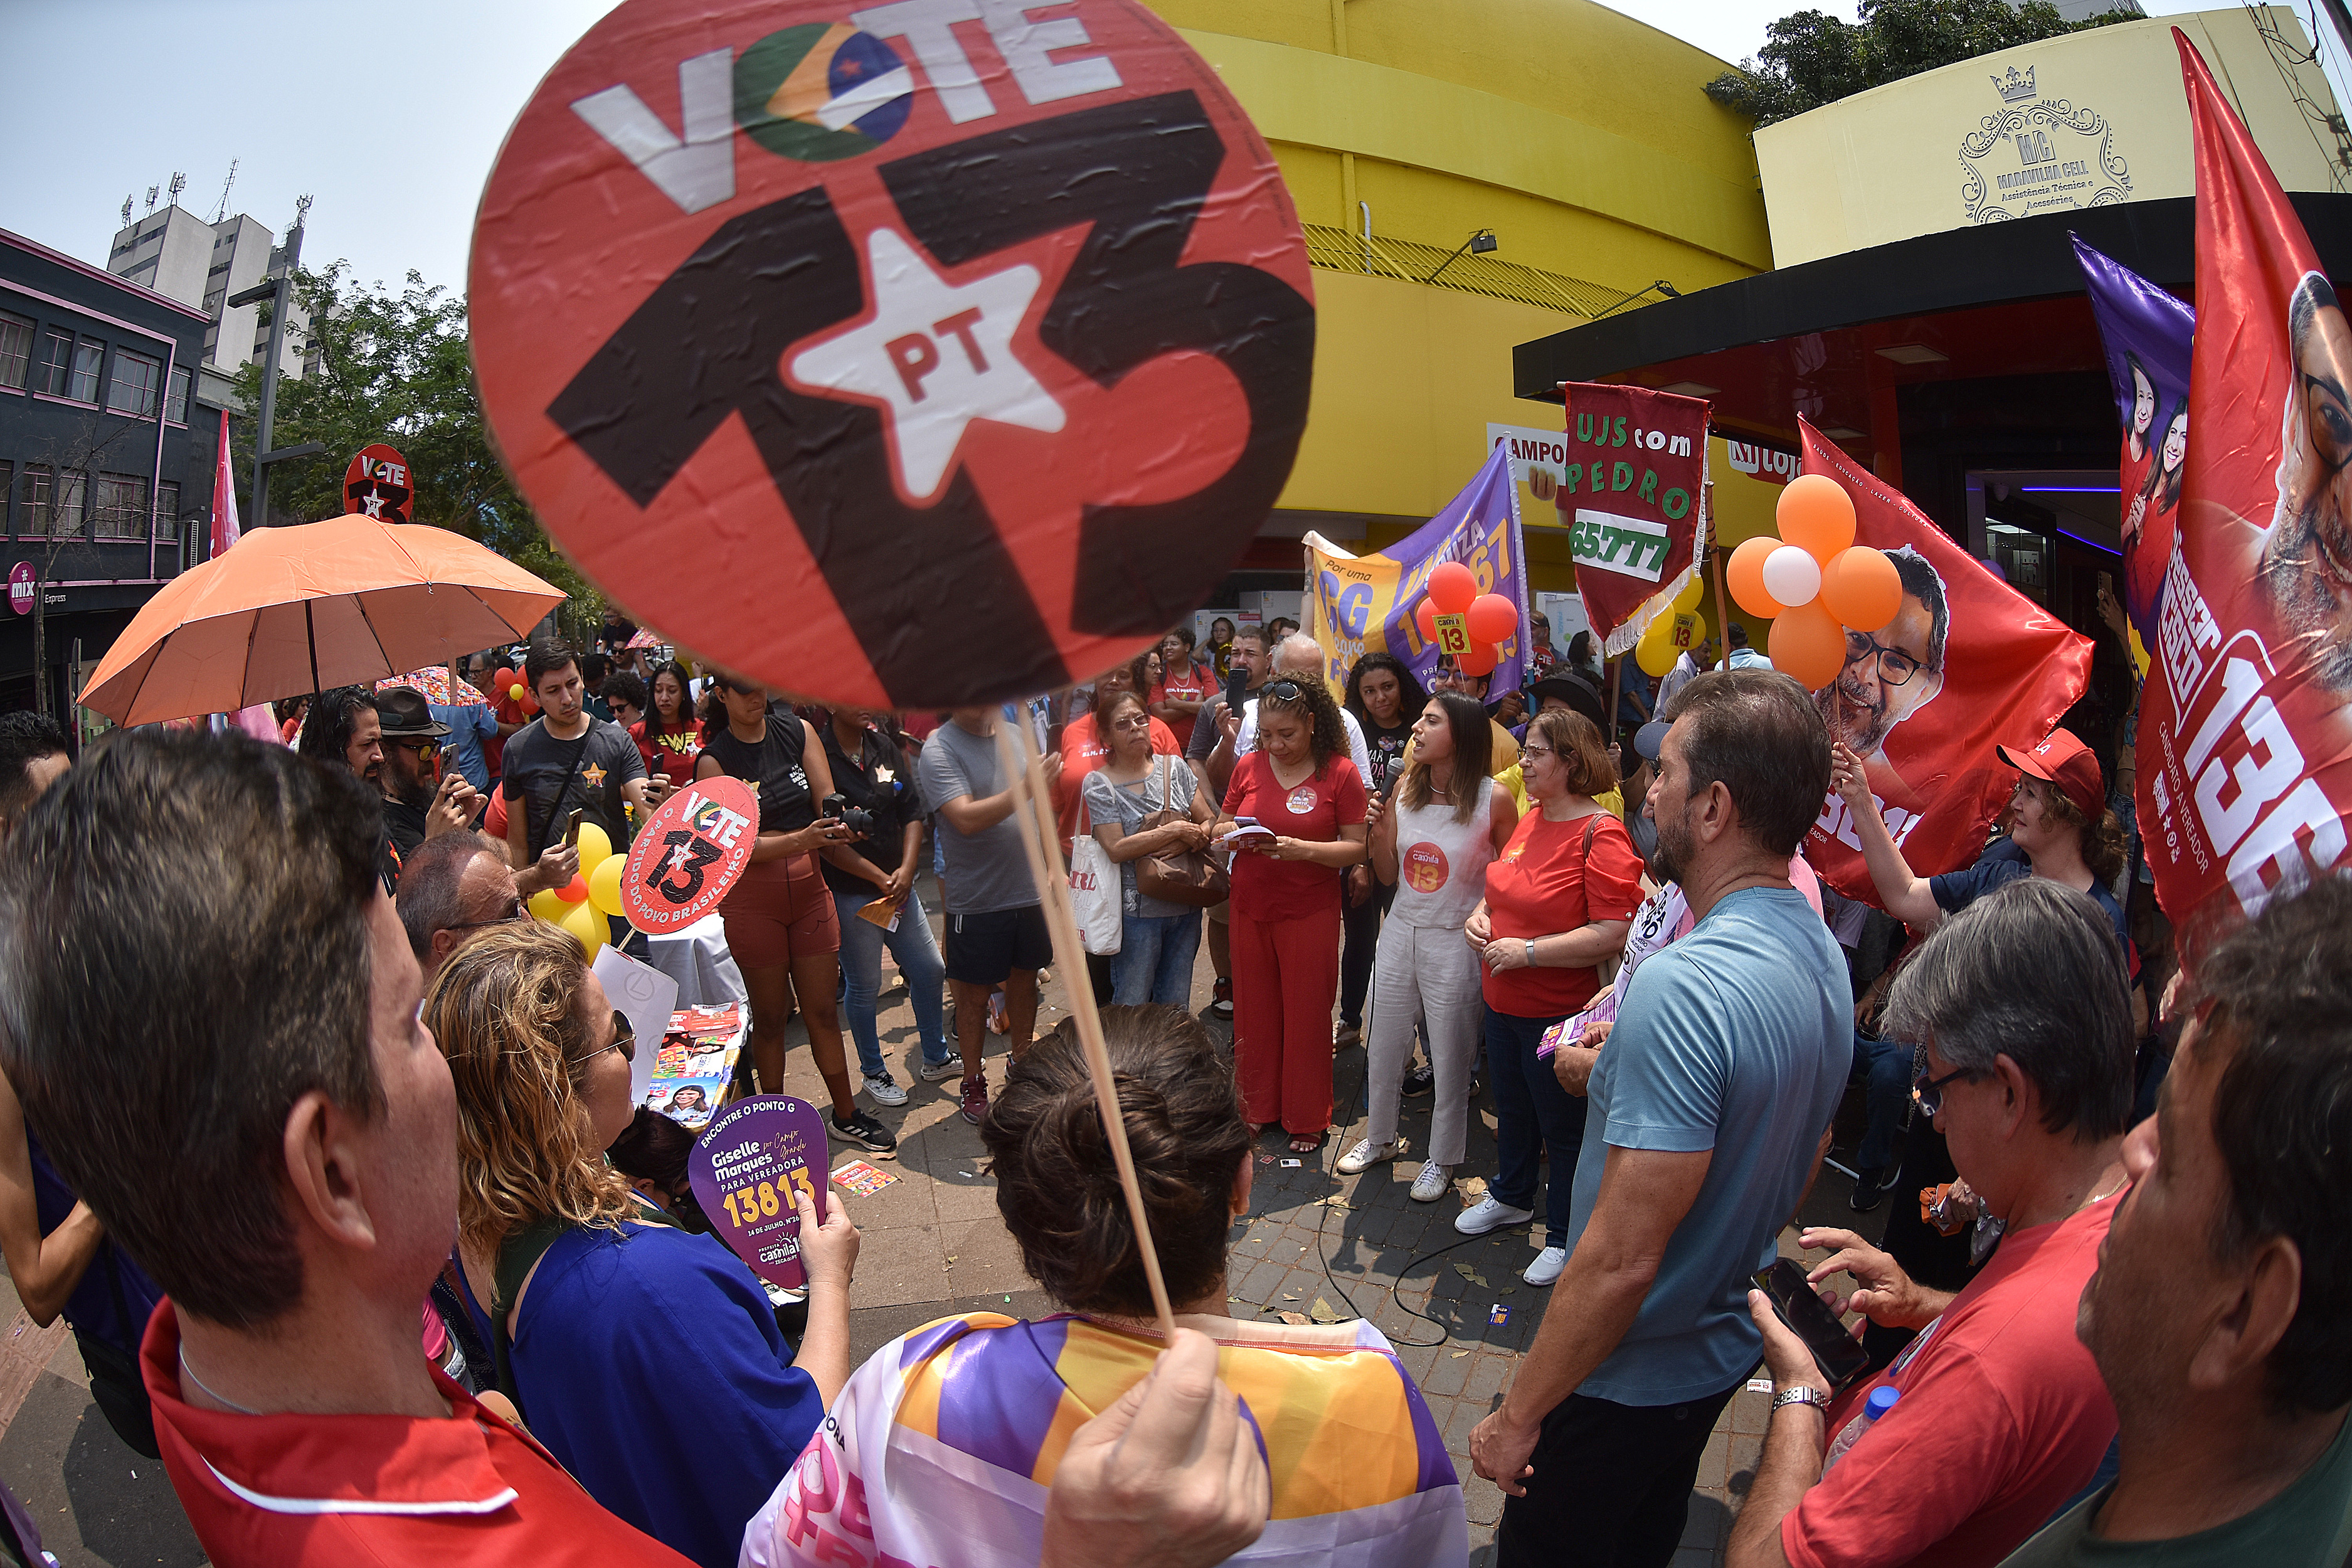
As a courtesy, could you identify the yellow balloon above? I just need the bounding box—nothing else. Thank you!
[527,887,567,923]
[558,898,607,958]
[509,683,526,702]
[1673,575,1705,613]
[574,822,613,872]
[1636,622,1677,677]
[588,853,629,917]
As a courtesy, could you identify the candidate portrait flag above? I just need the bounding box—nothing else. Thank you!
[1798,418,2093,904]
[1306,443,1528,696]
[2134,33,2352,934]
[2073,234,2193,666]
[1552,383,1709,651]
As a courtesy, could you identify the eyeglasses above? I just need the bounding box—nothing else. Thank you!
[1843,632,1924,688]
[1912,1061,1973,1118]
[443,899,528,936]
[2302,369,2352,475]
[581,1010,635,1065]
[1521,742,1555,760]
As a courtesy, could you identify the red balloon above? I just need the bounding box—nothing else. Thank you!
[1414,598,1441,643]
[1465,593,1518,644]
[1457,640,1500,676]
[554,873,591,904]
[1426,561,1479,615]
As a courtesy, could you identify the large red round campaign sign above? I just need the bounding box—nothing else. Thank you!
[343,443,414,523]
[471,0,1315,709]
[622,775,761,932]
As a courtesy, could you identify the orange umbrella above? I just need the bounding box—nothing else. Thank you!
[80,517,566,726]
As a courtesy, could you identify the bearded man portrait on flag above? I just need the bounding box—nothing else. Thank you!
[2262,273,2352,692]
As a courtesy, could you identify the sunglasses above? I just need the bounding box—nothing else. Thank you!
[1261,679,1308,703]
[1912,1061,1972,1118]
[581,1011,636,1065]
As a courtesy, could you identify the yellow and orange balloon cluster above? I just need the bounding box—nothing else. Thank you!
[1725,475,1902,691]
[1633,576,1708,677]
[525,821,632,956]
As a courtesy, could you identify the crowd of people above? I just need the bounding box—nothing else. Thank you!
[0,590,2346,1568]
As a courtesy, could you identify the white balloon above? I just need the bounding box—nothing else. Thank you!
[1760,544,1823,608]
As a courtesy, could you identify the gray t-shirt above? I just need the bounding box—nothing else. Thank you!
[1081,760,1203,919]
[916,719,1034,915]
[1565,885,1848,1405]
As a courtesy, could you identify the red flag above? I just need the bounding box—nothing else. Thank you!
[209,408,239,559]
[2137,33,2352,934]
[1798,418,2093,904]
[1553,383,1710,651]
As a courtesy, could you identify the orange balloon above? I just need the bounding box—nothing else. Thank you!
[1465,593,1518,644]
[1727,536,1786,617]
[1426,561,1479,615]
[1776,474,1857,563]
[1819,546,1903,632]
[1456,639,1499,676]
[1769,600,1847,691]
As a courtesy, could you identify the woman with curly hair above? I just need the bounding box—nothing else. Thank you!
[432,921,862,1568]
[740,1006,1466,1566]
[1210,674,1368,1152]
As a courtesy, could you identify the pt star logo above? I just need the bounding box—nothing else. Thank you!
[582,762,608,790]
[787,226,1064,502]
[359,491,384,519]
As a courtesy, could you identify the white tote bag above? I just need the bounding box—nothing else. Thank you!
[1068,803,1123,955]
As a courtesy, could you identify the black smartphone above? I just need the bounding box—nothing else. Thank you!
[1752,1258,1870,1391]
[1224,667,1247,712]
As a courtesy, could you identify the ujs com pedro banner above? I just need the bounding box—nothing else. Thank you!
[1307,443,1526,696]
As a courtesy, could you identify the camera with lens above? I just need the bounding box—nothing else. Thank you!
[820,793,874,837]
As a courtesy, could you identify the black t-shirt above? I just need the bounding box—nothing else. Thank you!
[1359,718,1413,798]
[383,796,430,865]
[499,716,646,855]
[817,721,919,896]
[702,714,818,834]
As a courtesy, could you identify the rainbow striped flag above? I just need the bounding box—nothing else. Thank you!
[742,1312,1465,1566]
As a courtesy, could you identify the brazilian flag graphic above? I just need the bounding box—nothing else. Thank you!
[734,24,916,162]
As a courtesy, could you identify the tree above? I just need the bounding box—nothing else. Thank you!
[230,265,605,645]
[1705,0,2143,129]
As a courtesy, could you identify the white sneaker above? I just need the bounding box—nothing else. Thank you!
[916,1057,964,1083]
[1454,1195,1536,1236]
[863,1073,909,1108]
[1409,1161,1451,1202]
[1523,1246,1567,1287]
[1335,1138,1402,1175]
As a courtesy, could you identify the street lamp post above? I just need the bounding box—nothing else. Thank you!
[223,217,322,527]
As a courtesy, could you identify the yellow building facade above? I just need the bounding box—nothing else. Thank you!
[1145,0,1774,586]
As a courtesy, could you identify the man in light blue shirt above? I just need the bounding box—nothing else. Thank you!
[432,699,502,793]
[1473,669,1848,1568]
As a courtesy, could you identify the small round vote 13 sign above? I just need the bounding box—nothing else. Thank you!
[620,775,760,933]
[468,0,1314,711]
[690,1095,831,1290]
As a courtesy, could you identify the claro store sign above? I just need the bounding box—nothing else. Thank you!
[1752,6,2339,268]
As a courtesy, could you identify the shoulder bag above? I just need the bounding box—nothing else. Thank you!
[1136,755,1229,908]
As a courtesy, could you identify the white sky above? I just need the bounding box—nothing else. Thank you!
[0,0,2338,299]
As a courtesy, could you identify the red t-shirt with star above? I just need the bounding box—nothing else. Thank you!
[1221,752,1367,921]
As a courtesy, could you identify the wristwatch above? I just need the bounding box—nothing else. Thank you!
[1772,1385,1831,1416]
[1524,939,1537,967]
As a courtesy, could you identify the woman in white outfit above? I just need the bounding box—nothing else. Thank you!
[1338,692,1519,1199]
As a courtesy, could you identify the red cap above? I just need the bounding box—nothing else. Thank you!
[1996,728,2104,818]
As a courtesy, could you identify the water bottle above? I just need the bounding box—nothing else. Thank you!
[1822,1385,1900,1472]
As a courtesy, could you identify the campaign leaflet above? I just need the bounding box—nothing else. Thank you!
[690,1095,830,1291]
[645,1002,743,1131]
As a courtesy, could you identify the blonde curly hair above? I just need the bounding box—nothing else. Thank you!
[426,921,636,1257]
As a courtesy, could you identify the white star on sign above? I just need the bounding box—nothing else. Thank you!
[788,226,1064,502]
[361,491,384,519]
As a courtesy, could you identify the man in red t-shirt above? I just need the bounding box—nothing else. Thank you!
[1732,877,2134,1568]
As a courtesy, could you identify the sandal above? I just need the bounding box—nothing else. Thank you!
[1288,1133,1322,1155]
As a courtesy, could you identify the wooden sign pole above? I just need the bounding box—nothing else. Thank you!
[1708,484,1730,672]
[993,719,1179,1338]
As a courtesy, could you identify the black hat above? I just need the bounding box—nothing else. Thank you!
[1527,672,1608,732]
[374,686,450,740]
